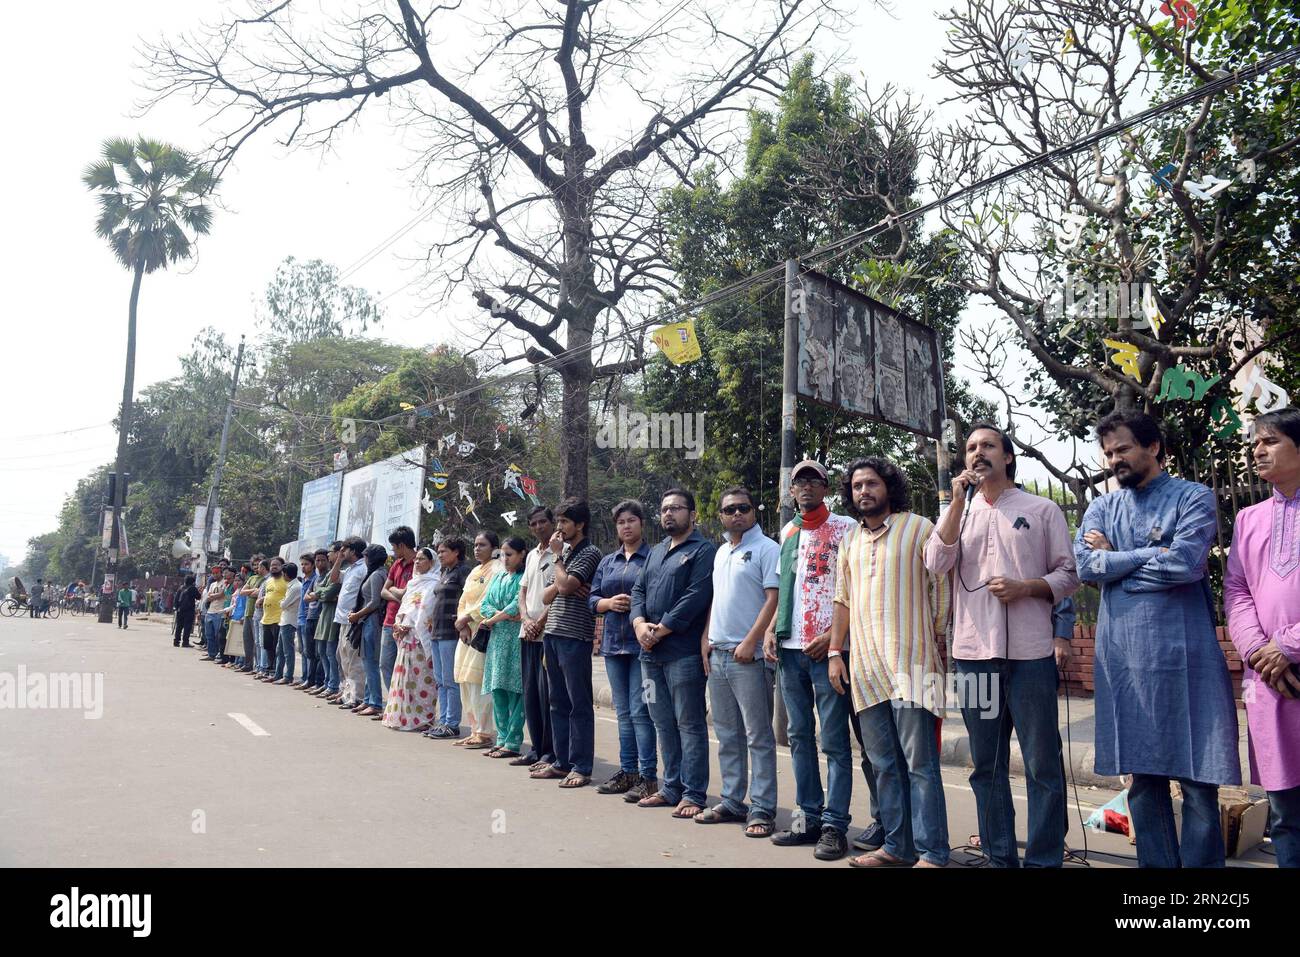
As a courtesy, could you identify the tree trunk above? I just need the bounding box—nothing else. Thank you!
[559,360,593,501]
[100,259,144,622]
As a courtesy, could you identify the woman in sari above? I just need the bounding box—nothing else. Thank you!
[480,537,528,759]
[382,547,440,731]
[452,532,502,749]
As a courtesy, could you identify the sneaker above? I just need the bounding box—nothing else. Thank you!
[596,771,638,795]
[813,825,848,861]
[852,822,886,851]
[623,776,658,804]
[771,821,823,847]
[428,725,459,739]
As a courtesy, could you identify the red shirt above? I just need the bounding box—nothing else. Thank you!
[382,557,414,627]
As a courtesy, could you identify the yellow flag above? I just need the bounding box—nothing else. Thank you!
[650,320,702,365]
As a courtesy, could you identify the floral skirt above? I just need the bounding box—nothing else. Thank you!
[382,637,438,731]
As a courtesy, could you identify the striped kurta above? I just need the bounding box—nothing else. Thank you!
[833,511,951,713]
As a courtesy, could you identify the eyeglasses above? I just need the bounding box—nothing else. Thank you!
[792,477,826,488]
[720,504,754,515]
[660,504,689,514]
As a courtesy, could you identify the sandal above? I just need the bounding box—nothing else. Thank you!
[848,849,913,868]
[490,749,521,759]
[694,805,746,825]
[530,765,567,780]
[672,803,705,820]
[528,761,551,773]
[745,819,775,838]
[637,792,673,809]
[558,772,590,789]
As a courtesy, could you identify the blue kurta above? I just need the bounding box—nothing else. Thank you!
[1074,472,1240,784]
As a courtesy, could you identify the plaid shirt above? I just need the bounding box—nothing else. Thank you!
[431,562,470,641]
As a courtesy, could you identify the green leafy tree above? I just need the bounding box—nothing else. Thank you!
[260,256,383,342]
[82,137,217,591]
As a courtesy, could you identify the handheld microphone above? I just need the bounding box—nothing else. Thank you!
[964,471,983,504]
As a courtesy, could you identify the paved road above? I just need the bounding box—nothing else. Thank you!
[0,611,1267,868]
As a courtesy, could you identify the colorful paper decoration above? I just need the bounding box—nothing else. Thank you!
[332,449,349,471]
[1152,163,1176,191]
[1156,365,1219,402]
[1140,284,1165,338]
[1103,338,1142,378]
[458,481,473,503]
[1160,0,1197,30]
[520,476,538,497]
[1237,158,1256,184]
[421,492,435,514]
[500,510,518,526]
[433,499,447,515]
[1059,28,1075,58]
[1185,174,1231,201]
[1238,367,1290,414]
[1008,34,1031,78]
[1209,397,1242,439]
[399,402,416,411]
[457,440,476,458]
[650,320,702,366]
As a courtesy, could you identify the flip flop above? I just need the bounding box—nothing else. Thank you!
[490,749,521,759]
[694,805,746,825]
[558,772,590,789]
[848,850,913,868]
[530,765,566,780]
[671,803,705,820]
[637,792,673,809]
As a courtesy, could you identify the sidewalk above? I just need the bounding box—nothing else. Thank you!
[591,664,1259,794]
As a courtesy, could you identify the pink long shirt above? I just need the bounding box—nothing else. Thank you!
[1224,487,1300,791]
[924,487,1079,661]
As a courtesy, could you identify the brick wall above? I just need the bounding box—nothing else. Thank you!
[1060,623,1248,707]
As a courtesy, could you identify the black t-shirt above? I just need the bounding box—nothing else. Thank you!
[545,540,602,641]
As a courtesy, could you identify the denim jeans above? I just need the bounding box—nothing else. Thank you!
[299,616,318,683]
[956,655,1064,868]
[276,624,296,682]
[858,699,949,865]
[1128,775,1224,868]
[1268,784,1300,869]
[361,615,383,708]
[203,613,223,652]
[778,646,853,833]
[323,633,340,692]
[380,625,398,696]
[604,653,657,778]
[312,637,328,687]
[544,635,595,775]
[642,654,709,807]
[431,639,461,729]
[241,615,257,669]
[708,648,777,821]
[261,623,279,674]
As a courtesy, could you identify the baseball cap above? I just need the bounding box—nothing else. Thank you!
[792,460,829,482]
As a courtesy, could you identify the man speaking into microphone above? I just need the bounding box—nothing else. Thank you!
[924,423,1079,867]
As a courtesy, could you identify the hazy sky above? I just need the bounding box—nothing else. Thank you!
[1,0,1069,564]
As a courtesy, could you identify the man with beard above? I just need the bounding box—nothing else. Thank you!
[1225,407,1300,868]
[1076,411,1239,867]
[830,458,951,867]
[631,488,716,818]
[925,424,1078,867]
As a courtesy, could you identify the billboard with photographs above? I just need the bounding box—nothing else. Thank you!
[795,268,943,439]
[337,446,426,546]
[298,471,343,544]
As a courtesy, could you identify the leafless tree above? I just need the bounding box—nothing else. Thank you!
[927,0,1295,502]
[141,0,848,498]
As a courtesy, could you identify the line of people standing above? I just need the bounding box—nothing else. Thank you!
[171,405,1299,869]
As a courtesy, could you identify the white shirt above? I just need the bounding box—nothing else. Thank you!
[520,544,555,621]
[333,560,367,625]
[779,512,857,650]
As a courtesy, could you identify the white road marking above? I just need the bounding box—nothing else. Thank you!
[227,712,269,736]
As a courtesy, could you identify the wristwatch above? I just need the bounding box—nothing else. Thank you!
[827,649,843,658]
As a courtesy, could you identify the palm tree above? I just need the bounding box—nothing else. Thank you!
[83,137,217,619]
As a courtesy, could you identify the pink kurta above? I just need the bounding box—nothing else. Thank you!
[1224,487,1300,791]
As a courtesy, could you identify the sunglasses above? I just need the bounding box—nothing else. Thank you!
[720,504,754,515]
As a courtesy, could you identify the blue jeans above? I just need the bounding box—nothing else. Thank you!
[1269,785,1300,869]
[956,655,1064,868]
[604,654,657,778]
[361,615,383,708]
[1128,775,1224,868]
[323,633,340,692]
[858,699,949,865]
[381,625,398,695]
[312,637,327,687]
[642,654,709,807]
[432,640,461,729]
[708,648,777,821]
[779,646,853,833]
[299,616,318,683]
[203,613,224,655]
[276,624,296,682]
[544,635,595,775]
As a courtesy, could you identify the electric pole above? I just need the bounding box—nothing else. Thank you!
[198,336,246,574]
